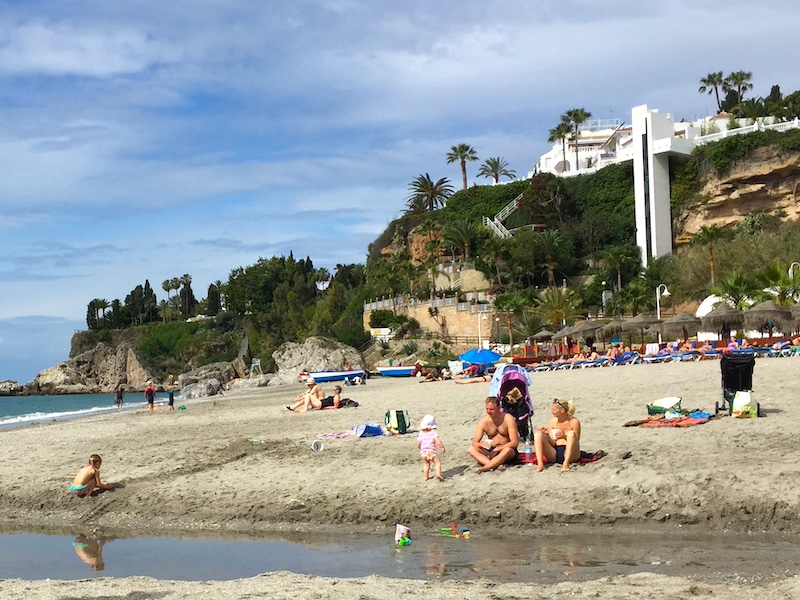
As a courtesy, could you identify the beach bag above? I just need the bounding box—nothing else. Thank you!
[384,410,409,434]
[732,390,757,418]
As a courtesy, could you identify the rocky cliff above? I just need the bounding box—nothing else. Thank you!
[24,342,156,395]
[678,145,800,240]
[269,336,365,386]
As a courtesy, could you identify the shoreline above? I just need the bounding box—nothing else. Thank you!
[1,359,798,597]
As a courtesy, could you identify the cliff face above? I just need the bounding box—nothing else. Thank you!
[25,342,155,395]
[678,146,800,239]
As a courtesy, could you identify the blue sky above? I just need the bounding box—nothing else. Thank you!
[1,0,799,383]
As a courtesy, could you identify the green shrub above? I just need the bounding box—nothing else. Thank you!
[401,341,418,355]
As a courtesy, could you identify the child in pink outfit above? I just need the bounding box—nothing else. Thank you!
[417,415,446,481]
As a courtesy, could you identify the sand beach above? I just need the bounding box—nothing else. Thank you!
[1,357,799,598]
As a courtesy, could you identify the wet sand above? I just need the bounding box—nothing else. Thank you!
[1,358,798,598]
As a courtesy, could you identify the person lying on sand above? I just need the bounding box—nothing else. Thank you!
[467,397,519,473]
[534,399,581,473]
[286,378,326,412]
[70,454,114,497]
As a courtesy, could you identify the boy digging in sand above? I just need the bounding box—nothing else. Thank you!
[417,415,446,481]
[70,454,114,497]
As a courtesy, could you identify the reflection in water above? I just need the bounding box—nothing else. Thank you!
[539,541,586,568]
[72,534,110,571]
[424,548,447,576]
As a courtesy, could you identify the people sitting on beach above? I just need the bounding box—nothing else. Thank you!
[467,396,519,473]
[740,338,751,348]
[411,361,425,377]
[420,368,445,383]
[70,454,114,498]
[606,345,620,361]
[727,336,740,349]
[534,399,581,473]
[793,336,800,346]
[286,378,326,412]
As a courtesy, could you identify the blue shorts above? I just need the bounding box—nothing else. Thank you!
[554,445,566,464]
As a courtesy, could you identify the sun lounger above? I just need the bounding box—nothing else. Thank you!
[642,354,670,364]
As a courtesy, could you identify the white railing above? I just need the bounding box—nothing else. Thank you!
[695,122,759,145]
[763,118,800,133]
[494,192,523,222]
[481,215,512,239]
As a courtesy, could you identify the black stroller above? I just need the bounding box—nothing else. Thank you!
[718,353,760,416]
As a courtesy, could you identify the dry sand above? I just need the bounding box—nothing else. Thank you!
[1,357,799,598]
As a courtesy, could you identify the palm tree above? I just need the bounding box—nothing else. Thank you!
[95,298,110,321]
[477,157,516,184]
[445,143,478,190]
[563,108,592,171]
[754,262,800,306]
[494,291,528,348]
[162,279,172,301]
[711,273,759,310]
[444,217,478,262]
[698,71,725,113]
[213,279,227,310]
[725,71,754,105]
[534,287,582,329]
[180,273,192,317]
[548,121,572,172]
[603,245,640,291]
[406,173,454,212]
[534,230,567,288]
[692,225,727,286]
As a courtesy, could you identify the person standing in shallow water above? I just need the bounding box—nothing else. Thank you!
[114,385,124,411]
[144,382,156,413]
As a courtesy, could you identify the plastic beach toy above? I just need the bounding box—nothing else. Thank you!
[396,536,411,546]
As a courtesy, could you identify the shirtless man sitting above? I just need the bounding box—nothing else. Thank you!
[70,454,114,498]
[467,397,519,473]
[286,378,326,412]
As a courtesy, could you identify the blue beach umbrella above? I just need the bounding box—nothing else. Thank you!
[459,348,501,365]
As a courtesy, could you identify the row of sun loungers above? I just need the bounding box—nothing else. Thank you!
[528,345,800,372]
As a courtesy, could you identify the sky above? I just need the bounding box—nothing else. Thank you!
[1,0,799,383]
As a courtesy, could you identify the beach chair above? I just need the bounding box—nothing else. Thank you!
[718,353,759,416]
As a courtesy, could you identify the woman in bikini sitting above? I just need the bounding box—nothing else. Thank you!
[533,399,581,473]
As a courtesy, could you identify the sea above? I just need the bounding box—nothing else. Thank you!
[0,392,174,431]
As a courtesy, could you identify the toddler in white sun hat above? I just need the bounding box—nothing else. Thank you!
[417,414,446,481]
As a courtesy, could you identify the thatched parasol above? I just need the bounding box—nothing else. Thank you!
[743,299,793,333]
[621,313,662,344]
[790,304,800,333]
[552,324,578,340]
[531,329,555,341]
[655,312,702,340]
[571,320,606,339]
[700,303,744,332]
[599,319,625,338]
[620,313,662,331]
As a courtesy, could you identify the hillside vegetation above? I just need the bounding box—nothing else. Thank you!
[76,129,800,380]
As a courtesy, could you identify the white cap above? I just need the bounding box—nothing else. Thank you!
[419,415,437,429]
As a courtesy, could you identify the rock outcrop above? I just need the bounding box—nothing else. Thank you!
[678,145,800,239]
[25,342,156,395]
[0,380,24,396]
[269,336,365,386]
